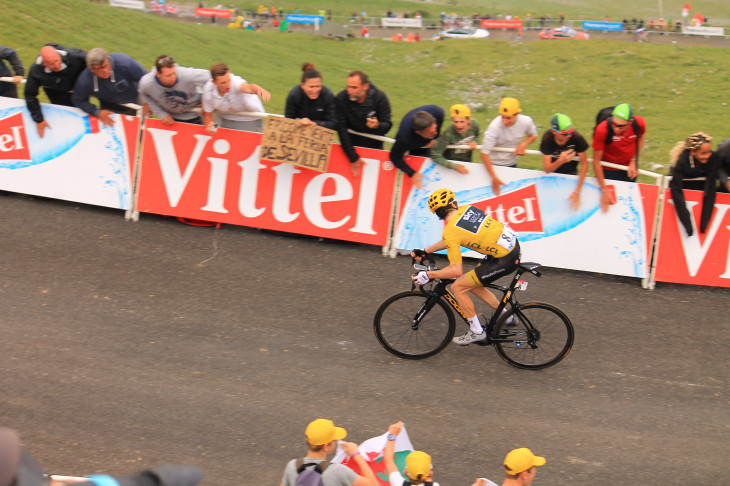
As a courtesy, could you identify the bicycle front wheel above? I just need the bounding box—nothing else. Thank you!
[374,292,456,359]
[493,302,574,370]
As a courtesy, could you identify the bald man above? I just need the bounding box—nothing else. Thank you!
[24,43,88,137]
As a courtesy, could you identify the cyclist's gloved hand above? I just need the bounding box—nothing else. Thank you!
[411,248,428,260]
[413,271,430,286]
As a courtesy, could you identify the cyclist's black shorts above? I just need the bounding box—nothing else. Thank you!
[466,241,521,286]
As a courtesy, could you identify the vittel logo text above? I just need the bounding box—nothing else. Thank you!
[0,113,30,161]
[471,184,544,233]
[144,127,383,235]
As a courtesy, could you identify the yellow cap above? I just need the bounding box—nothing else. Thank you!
[504,448,546,475]
[450,104,471,119]
[406,451,432,480]
[304,419,347,446]
[499,97,522,116]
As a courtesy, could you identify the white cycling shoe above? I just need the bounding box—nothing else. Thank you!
[452,329,487,345]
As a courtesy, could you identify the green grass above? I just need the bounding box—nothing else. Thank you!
[5,0,729,179]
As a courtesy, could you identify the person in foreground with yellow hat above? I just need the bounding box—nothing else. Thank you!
[280,419,377,486]
[471,447,545,486]
[383,422,439,486]
[430,104,482,175]
[480,97,538,195]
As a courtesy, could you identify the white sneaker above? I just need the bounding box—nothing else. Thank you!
[503,315,520,328]
[452,329,486,345]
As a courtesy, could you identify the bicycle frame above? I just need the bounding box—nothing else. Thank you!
[414,263,539,342]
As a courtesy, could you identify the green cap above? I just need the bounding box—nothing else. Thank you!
[550,113,574,133]
[612,103,633,121]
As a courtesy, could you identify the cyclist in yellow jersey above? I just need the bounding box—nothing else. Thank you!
[411,188,521,345]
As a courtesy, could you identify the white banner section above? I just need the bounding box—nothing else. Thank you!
[0,98,135,210]
[681,26,725,36]
[381,18,423,28]
[394,161,652,278]
[110,0,145,10]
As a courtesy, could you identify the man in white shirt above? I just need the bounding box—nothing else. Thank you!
[480,97,538,195]
[202,62,270,133]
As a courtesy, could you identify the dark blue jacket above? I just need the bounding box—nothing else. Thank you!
[389,105,444,177]
[72,53,147,117]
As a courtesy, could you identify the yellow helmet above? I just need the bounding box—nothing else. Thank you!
[427,188,455,213]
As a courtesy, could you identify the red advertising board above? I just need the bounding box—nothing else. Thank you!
[136,120,398,246]
[654,188,730,287]
[195,7,232,18]
[480,19,523,35]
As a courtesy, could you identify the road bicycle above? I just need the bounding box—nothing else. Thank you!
[373,256,574,369]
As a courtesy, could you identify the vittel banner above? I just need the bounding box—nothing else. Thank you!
[654,189,730,287]
[0,98,137,209]
[136,120,398,245]
[394,160,659,279]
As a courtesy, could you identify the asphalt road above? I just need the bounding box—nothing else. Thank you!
[1,193,728,486]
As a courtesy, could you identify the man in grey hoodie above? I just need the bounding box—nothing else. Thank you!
[139,55,211,125]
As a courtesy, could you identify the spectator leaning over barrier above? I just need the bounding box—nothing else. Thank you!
[0,45,25,99]
[430,104,481,175]
[480,98,538,195]
[716,137,730,193]
[0,426,204,486]
[335,70,392,177]
[201,62,270,134]
[383,421,440,486]
[539,113,590,210]
[471,447,546,486]
[280,418,378,486]
[668,132,720,237]
[285,63,338,131]
[24,43,88,138]
[139,55,211,126]
[72,48,147,126]
[592,103,646,185]
[389,105,445,189]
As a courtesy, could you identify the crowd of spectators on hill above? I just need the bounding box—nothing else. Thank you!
[1,40,728,235]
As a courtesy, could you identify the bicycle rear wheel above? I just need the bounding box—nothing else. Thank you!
[374,292,455,359]
[492,302,574,370]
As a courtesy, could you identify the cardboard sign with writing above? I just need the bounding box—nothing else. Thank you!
[260,116,335,172]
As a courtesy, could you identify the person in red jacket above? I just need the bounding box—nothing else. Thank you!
[592,103,646,209]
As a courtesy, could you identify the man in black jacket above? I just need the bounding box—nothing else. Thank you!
[335,70,392,176]
[0,45,25,99]
[24,43,87,137]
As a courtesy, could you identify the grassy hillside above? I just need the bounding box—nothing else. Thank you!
[3,0,729,177]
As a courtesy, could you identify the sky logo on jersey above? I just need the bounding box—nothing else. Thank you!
[0,104,100,170]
